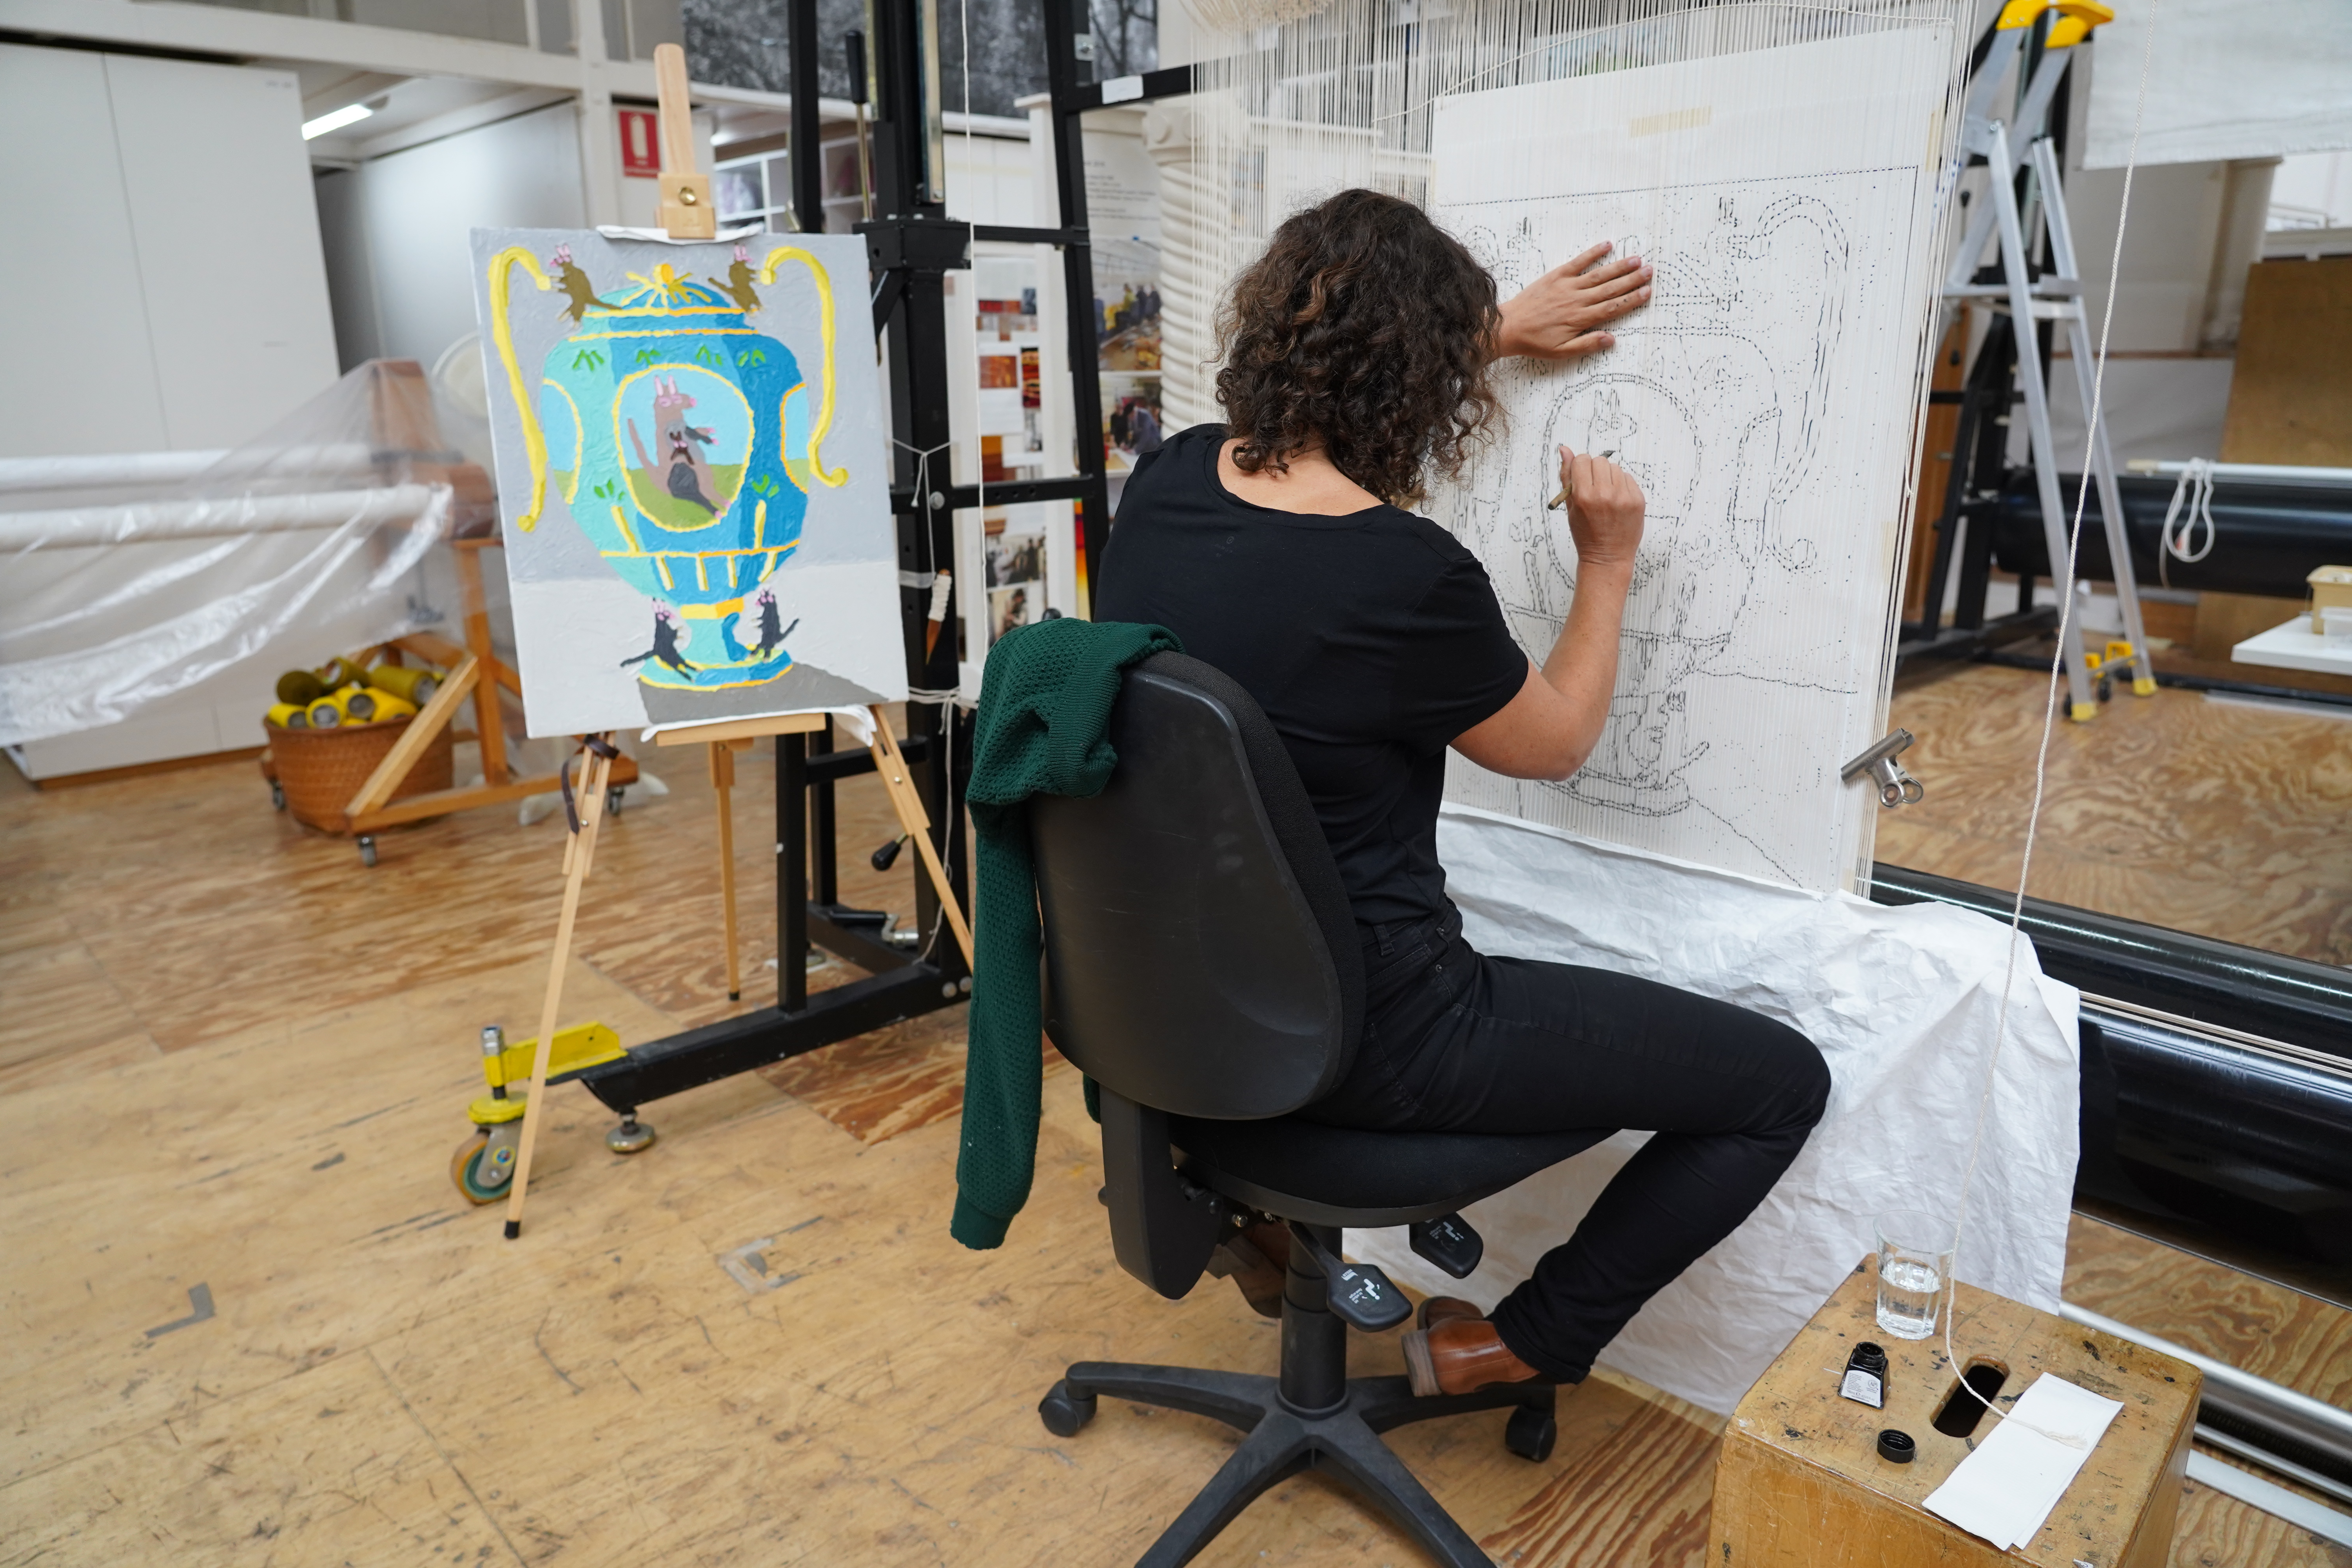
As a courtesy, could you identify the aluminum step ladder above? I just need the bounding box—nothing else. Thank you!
[1943,0,2157,721]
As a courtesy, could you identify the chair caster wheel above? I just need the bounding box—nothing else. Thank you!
[606,1116,656,1154]
[270,781,286,811]
[1504,1404,1555,1463]
[357,835,378,867]
[606,787,624,815]
[1037,1381,1097,1438]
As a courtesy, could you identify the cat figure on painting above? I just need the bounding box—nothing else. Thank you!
[619,602,697,677]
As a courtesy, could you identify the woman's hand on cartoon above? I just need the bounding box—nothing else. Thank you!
[1495,243,1654,360]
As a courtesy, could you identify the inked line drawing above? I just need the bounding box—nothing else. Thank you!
[1434,171,1915,886]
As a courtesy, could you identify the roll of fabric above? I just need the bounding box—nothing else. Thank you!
[306,688,354,729]
[264,701,310,730]
[344,687,417,724]
[366,665,439,707]
[276,669,326,706]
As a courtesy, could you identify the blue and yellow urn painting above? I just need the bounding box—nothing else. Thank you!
[471,230,902,735]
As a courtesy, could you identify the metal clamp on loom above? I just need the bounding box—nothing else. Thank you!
[1841,729,1925,808]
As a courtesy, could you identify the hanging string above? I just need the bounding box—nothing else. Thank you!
[1940,0,2165,1439]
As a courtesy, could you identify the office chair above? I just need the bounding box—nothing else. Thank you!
[1030,652,1613,1567]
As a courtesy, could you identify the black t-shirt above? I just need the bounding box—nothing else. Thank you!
[1093,425,1530,930]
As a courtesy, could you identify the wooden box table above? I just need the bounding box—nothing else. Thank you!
[1713,1258,2200,1568]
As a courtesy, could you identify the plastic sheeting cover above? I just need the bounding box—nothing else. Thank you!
[2083,0,2352,169]
[1346,806,2080,1416]
[0,363,474,750]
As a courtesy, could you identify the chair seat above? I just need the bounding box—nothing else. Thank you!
[1171,1115,1615,1228]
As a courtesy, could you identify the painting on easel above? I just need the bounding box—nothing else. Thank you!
[470,229,902,735]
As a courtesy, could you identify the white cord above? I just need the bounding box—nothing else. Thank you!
[2158,456,2216,588]
[1938,1,2163,1443]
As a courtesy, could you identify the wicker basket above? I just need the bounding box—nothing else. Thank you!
[265,715,454,833]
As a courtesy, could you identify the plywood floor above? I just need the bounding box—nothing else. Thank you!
[1881,662,2352,964]
[4,721,2349,1565]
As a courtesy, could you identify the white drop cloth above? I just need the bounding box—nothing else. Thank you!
[1345,805,2081,1416]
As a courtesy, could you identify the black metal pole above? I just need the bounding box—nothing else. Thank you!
[778,732,809,1009]
[811,717,838,906]
[789,0,825,232]
[1043,0,1114,610]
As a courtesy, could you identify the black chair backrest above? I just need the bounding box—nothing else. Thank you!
[1034,651,1365,1120]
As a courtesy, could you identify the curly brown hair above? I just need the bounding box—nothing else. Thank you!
[1216,188,1501,506]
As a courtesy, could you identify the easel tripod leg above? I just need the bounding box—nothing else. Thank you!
[503,746,615,1239]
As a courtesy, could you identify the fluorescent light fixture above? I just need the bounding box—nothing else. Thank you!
[302,101,376,140]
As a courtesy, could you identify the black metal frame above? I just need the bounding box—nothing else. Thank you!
[572,3,1205,1125]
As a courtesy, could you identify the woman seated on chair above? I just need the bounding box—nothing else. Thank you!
[1092,189,1831,1399]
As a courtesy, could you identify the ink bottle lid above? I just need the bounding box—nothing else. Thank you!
[1878,1428,1916,1464]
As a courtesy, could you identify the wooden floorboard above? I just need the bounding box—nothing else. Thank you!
[1881,662,2352,963]
[5,684,2348,1564]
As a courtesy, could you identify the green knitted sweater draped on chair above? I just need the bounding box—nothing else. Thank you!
[952,617,1182,1250]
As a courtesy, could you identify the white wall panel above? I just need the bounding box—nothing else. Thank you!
[105,54,341,447]
[352,100,588,367]
[0,45,169,457]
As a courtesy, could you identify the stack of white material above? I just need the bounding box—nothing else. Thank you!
[1347,806,2081,1417]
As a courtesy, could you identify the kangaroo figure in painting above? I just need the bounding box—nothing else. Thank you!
[710,244,762,314]
[651,377,722,515]
[619,602,697,676]
[550,244,611,325]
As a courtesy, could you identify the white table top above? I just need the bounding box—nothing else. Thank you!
[2232,614,2352,677]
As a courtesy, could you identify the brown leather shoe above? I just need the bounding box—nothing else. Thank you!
[1416,1296,1483,1332]
[1400,1319,1543,1397]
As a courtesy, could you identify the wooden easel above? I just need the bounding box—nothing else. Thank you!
[693,708,974,1000]
[500,47,973,1238]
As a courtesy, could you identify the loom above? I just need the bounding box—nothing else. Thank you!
[1152,0,1975,891]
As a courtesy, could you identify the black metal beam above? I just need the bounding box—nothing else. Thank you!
[1869,864,2352,1056]
[576,963,963,1112]
[1059,62,1197,110]
[890,476,1096,512]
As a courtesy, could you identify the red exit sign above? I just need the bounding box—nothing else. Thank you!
[618,108,659,177]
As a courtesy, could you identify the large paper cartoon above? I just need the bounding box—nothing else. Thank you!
[472,229,903,735]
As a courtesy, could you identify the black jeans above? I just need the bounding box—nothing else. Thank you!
[1304,904,1831,1383]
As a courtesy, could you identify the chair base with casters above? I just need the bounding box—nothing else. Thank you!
[1040,1222,1555,1568]
[1032,1090,1612,1568]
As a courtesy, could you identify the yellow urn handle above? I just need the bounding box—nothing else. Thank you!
[486,245,556,530]
[758,245,848,488]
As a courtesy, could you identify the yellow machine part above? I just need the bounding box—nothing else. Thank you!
[469,1093,529,1125]
[1997,0,2112,36]
[482,1021,626,1088]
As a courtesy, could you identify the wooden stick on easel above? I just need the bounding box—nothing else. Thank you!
[653,44,715,241]
[503,741,616,1239]
[502,53,710,1238]
[864,706,975,969]
[710,740,743,1000]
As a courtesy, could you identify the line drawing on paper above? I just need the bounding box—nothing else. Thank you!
[1433,171,1915,886]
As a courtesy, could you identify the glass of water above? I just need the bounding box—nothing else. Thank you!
[1875,1209,1956,1341]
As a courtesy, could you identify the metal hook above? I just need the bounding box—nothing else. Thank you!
[1840,728,1925,809]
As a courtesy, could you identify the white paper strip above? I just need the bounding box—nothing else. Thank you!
[1924,1375,2124,1549]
